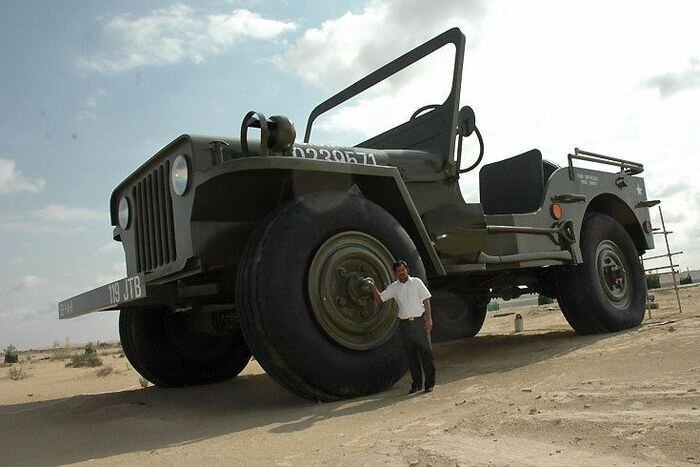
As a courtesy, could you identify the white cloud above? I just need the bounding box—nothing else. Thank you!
[75,89,107,122]
[313,47,455,142]
[96,262,126,285]
[0,306,32,326]
[644,58,700,98]
[283,0,487,143]
[77,5,297,73]
[0,302,57,327]
[96,242,122,255]
[33,205,106,223]
[14,275,49,291]
[0,204,105,234]
[654,182,690,199]
[0,158,45,194]
[285,0,485,92]
[0,221,87,234]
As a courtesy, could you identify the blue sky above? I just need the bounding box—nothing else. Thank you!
[2,0,700,349]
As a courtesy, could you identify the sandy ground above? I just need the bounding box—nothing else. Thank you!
[1,287,699,466]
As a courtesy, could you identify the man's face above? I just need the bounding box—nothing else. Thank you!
[394,265,409,282]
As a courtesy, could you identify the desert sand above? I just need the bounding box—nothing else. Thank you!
[1,286,699,466]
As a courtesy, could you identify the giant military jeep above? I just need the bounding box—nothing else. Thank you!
[59,28,655,401]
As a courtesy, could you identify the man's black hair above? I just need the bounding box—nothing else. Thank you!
[392,260,409,271]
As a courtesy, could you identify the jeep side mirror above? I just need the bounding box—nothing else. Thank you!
[454,105,484,177]
[458,106,476,137]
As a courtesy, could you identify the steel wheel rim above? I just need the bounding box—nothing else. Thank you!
[308,231,398,351]
[595,240,631,310]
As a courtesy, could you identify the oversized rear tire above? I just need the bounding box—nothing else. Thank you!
[431,291,488,342]
[236,192,426,401]
[119,308,251,387]
[556,212,646,334]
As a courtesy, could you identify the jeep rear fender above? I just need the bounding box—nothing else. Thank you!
[585,193,651,253]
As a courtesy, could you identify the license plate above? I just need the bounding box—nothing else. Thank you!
[58,274,146,319]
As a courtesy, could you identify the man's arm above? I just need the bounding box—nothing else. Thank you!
[365,278,383,303]
[371,286,382,303]
[423,299,433,333]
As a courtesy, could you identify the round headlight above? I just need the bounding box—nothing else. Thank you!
[171,155,190,196]
[118,197,130,229]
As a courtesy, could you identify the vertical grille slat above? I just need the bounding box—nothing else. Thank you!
[145,173,157,270]
[132,186,142,271]
[151,169,164,266]
[164,160,177,262]
[137,182,149,272]
[143,178,153,271]
[141,178,150,271]
[132,161,177,273]
[157,166,170,264]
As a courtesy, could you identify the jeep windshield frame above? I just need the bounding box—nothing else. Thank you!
[303,28,466,168]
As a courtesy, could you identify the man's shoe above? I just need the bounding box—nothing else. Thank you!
[424,386,434,393]
[409,385,422,394]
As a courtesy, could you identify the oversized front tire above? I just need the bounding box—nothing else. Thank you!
[556,212,646,334]
[236,192,426,401]
[431,291,488,342]
[119,308,251,387]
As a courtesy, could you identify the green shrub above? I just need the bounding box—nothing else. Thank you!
[51,348,74,360]
[7,365,31,381]
[8,364,30,380]
[84,342,97,356]
[67,353,102,368]
[538,294,554,305]
[96,366,113,377]
[680,273,693,285]
[487,301,500,312]
[646,274,661,290]
[3,345,19,364]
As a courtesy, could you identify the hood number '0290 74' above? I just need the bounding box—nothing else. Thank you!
[291,145,378,165]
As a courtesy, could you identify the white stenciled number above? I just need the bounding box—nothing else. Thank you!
[108,282,120,304]
[290,146,378,165]
[331,149,346,162]
[59,301,73,317]
[305,147,318,160]
[356,152,377,165]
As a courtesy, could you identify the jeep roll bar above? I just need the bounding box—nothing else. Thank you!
[303,28,466,159]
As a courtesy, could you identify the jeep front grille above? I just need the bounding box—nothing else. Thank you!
[132,161,177,272]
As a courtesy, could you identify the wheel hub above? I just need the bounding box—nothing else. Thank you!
[308,231,398,351]
[595,240,631,309]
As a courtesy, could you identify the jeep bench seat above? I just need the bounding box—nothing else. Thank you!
[479,149,559,215]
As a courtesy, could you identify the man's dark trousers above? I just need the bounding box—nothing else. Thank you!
[399,315,435,389]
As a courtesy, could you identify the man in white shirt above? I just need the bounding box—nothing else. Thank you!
[368,260,435,394]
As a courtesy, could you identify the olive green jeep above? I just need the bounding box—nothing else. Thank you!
[59,28,655,401]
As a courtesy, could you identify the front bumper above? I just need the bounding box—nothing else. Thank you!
[58,274,164,319]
